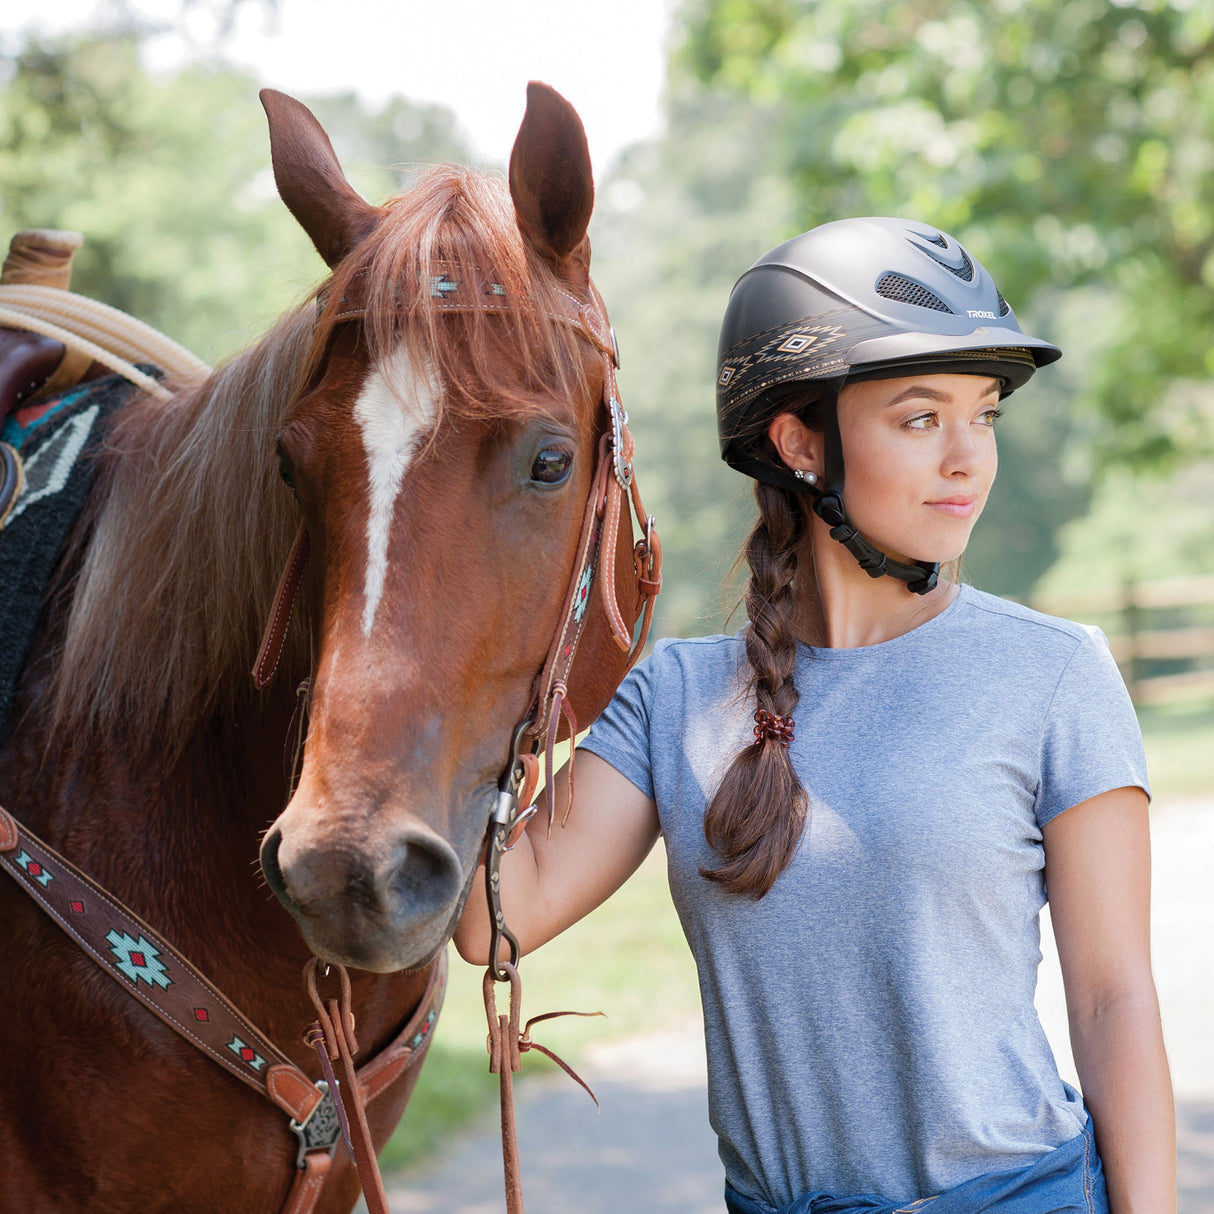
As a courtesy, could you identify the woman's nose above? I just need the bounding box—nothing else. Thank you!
[941,424,989,476]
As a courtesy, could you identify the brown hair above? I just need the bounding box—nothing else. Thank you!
[701,384,830,899]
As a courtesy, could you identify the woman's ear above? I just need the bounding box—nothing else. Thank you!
[767,412,824,479]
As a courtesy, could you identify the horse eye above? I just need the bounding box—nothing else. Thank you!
[276,443,296,491]
[530,446,573,485]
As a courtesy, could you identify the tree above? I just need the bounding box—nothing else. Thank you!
[591,89,800,633]
[0,33,468,362]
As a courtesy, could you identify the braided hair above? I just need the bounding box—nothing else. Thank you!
[701,384,829,898]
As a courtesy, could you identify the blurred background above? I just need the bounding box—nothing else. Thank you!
[2,0,1212,1207]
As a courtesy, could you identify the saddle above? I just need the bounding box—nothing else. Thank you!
[0,230,104,525]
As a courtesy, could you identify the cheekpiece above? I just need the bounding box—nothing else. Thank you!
[753,708,794,748]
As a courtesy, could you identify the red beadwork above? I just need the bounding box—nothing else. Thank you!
[753,709,794,748]
[69,900,85,914]
[129,952,146,968]
[193,1008,209,1022]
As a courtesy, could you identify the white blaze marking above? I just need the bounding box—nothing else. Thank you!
[353,347,440,635]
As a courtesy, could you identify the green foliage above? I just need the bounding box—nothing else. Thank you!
[674,0,1214,474]
[0,34,468,363]
[590,92,798,633]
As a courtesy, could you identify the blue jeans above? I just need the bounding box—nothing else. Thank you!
[724,1119,1108,1214]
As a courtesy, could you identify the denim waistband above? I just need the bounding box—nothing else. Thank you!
[724,1119,1107,1214]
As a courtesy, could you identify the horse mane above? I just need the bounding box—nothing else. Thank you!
[43,165,595,762]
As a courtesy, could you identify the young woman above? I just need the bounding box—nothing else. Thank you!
[455,217,1174,1214]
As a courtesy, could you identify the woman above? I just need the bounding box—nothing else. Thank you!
[455,217,1174,1214]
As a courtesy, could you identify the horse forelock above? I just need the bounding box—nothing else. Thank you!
[319,164,597,430]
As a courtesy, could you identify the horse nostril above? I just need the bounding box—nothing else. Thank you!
[389,832,462,918]
[259,827,291,906]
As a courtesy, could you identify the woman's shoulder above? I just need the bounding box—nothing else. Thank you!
[642,631,747,681]
[956,585,1107,651]
[618,632,749,705]
[649,631,745,657]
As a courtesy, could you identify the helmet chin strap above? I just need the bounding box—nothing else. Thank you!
[809,489,940,595]
[804,383,940,597]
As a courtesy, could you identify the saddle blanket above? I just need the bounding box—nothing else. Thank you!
[0,372,144,736]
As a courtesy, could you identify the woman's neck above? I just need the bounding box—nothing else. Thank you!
[792,518,959,649]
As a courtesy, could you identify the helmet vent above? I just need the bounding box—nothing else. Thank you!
[923,230,948,247]
[996,290,1010,316]
[935,248,975,282]
[875,273,952,313]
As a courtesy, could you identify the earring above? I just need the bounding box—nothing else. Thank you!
[794,469,818,487]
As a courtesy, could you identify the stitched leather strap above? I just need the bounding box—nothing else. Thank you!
[282,1150,331,1214]
[0,802,446,1212]
[0,804,321,1119]
[253,522,311,689]
[0,801,444,1109]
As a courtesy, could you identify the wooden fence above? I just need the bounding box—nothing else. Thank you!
[1032,574,1214,706]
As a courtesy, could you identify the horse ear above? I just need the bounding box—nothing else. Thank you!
[260,88,383,268]
[509,82,594,286]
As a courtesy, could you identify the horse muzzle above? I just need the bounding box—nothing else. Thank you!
[259,816,466,972]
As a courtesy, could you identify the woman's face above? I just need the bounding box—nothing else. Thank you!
[835,372,1001,565]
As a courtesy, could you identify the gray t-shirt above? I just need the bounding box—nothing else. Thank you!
[580,584,1149,1206]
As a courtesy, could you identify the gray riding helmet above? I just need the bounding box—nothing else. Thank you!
[717,217,1062,491]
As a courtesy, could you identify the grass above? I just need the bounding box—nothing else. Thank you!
[381,696,1214,1171]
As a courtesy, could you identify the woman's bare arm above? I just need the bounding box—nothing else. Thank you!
[454,748,661,965]
[1044,785,1175,1214]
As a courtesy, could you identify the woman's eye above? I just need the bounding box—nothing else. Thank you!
[530,446,573,485]
[906,413,937,431]
[978,407,1004,427]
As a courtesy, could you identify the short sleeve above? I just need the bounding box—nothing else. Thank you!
[578,643,663,801]
[1036,626,1150,827]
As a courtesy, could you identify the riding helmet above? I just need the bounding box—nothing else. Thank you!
[716,217,1062,490]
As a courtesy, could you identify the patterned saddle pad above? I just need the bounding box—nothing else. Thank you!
[0,373,144,735]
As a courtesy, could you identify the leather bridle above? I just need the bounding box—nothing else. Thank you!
[251,268,662,1214]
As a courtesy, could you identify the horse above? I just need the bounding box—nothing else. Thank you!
[0,82,656,1213]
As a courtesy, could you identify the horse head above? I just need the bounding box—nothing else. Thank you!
[256,85,655,972]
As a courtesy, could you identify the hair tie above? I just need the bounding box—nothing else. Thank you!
[753,709,794,748]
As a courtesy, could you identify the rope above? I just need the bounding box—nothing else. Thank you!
[0,284,212,399]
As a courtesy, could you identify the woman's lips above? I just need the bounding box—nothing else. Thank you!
[927,497,977,518]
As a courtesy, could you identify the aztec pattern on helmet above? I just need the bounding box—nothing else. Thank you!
[716,307,892,417]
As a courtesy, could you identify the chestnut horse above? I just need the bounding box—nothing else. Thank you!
[0,84,649,1212]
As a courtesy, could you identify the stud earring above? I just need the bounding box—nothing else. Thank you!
[794,469,818,487]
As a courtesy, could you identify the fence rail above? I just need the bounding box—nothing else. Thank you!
[1032,574,1214,706]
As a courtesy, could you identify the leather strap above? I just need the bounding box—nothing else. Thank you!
[482,962,602,1214]
[485,966,525,1214]
[253,522,311,689]
[282,1151,331,1214]
[0,802,446,1214]
[304,961,392,1214]
[0,803,321,1120]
